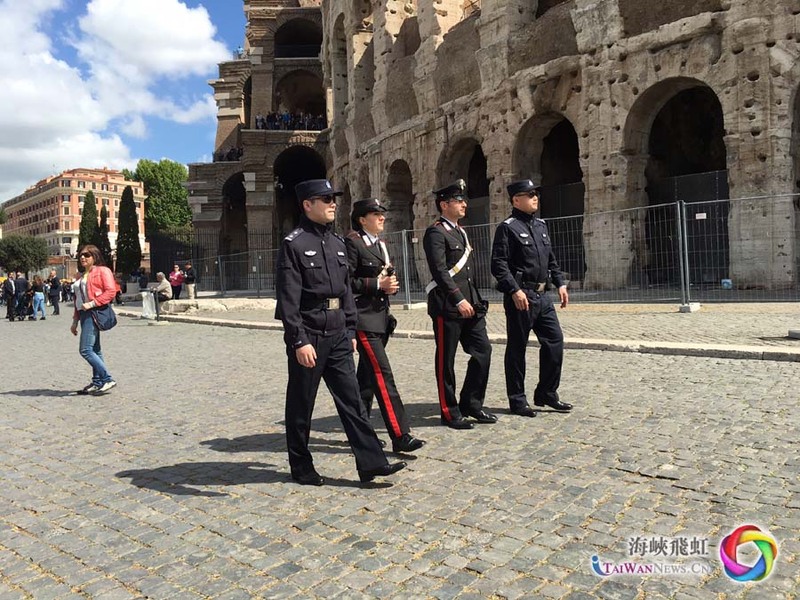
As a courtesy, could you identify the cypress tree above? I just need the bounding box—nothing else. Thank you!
[115,186,142,275]
[78,190,101,251]
[99,205,113,268]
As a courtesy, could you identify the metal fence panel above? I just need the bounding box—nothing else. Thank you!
[160,194,800,303]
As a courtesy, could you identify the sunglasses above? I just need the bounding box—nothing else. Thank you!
[312,196,337,205]
[79,252,93,258]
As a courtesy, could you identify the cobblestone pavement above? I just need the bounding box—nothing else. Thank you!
[1,316,798,599]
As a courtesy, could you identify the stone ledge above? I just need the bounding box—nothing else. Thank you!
[114,311,800,362]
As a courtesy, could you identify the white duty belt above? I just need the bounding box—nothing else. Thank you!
[361,233,391,267]
[425,221,472,294]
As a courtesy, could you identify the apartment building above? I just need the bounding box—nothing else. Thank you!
[1,168,146,258]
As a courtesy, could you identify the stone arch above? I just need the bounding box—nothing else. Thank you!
[243,77,252,129]
[385,159,415,232]
[273,145,327,241]
[535,0,571,18]
[515,113,585,282]
[623,77,729,286]
[221,173,247,251]
[273,70,326,117]
[331,14,348,120]
[274,18,322,58]
[437,137,490,223]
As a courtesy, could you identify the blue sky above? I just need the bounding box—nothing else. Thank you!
[0,0,246,200]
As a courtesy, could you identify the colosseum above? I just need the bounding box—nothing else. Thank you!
[187,0,800,292]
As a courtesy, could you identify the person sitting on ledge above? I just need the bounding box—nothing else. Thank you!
[154,272,172,303]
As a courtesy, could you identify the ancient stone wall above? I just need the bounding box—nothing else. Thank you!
[318,0,800,289]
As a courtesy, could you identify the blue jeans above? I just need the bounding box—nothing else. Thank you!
[79,311,113,386]
[32,292,45,319]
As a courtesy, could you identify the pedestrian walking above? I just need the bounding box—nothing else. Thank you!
[3,272,16,321]
[423,179,495,430]
[30,275,46,320]
[490,179,572,417]
[345,198,426,453]
[71,245,117,396]
[47,270,61,315]
[275,178,406,485]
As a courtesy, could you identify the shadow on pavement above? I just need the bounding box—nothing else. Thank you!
[1,388,75,397]
[200,433,351,454]
[116,461,383,494]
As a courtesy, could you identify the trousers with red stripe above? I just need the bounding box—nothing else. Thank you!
[356,330,410,441]
[433,315,492,421]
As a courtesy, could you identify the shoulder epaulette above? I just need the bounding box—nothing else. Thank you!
[504,217,515,224]
[345,230,360,240]
[333,232,346,243]
[535,217,546,224]
[284,228,303,242]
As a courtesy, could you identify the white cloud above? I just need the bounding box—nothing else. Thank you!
[0,0,230,201]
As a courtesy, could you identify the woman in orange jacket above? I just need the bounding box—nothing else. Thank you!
[71,245,118,395]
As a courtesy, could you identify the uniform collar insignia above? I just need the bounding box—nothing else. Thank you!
[304,250,317,256]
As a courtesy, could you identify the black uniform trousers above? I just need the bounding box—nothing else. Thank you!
[356,330,409,441]
[285,331,387,477]
[5,296,14,321]
[432,315,492,421]
[50,295,60,315]
[504,291,564,410]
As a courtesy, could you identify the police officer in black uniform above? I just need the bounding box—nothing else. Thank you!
[345,198,426,453]
[490,179,573,417]
[275,179,406,485]
[423,179,496,430]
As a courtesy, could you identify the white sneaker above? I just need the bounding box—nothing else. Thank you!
[77,384,99,395]
[91,380,117,395]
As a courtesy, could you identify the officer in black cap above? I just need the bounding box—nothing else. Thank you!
[423,179,496,430]
[490,179,572,417]
[345,198,426,453]
[275,179,406,485]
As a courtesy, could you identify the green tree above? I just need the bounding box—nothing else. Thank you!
[127,159,190,235]
[0,235,48,273]
[79,190,102,250]
[115,185,142,275]
[0,205,7,225]
[99,205,113,268]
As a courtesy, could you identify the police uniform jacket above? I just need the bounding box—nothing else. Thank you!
[344,229,391,334]
[275,215,357,350]
[491,208,565,295]
[423,217,485,319]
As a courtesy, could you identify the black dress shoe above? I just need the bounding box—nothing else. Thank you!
[441,417,474,430]
[511,406,537,418]
[466,410,498,424]
[358,461,406,483]
[392,434,426,453]
[533,397,573,411]
[291,471,325,486]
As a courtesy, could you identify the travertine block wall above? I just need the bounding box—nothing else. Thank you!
[320,0,800,288]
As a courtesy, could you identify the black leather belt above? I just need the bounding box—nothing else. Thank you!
[302,297,342,310]
[520,282,547,293]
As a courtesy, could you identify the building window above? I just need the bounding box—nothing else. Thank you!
[91,182,96,190]
[114,199,119,207]
[102,198,109,206]
[79,208,82,215]
[78,181,85,189]
[101,183,108,191]
[78,195,85,203]
[63,207,70,215]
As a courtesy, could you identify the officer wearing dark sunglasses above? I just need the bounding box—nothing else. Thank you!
[275,178,406,486]
[490,179,573,418]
